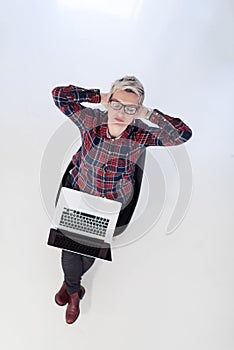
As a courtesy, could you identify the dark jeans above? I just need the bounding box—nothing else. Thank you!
[61,172,96,296]
[61,250,95,295]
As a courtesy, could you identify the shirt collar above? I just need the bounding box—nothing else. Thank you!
[106,127,123,140]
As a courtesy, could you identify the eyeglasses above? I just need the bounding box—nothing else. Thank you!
[109,100,139,115]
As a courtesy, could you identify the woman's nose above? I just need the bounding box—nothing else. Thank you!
[117,108,125,117]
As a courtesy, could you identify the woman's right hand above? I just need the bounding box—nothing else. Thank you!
[100,93,109,107]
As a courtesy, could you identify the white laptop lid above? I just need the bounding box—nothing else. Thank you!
[52,187,122,242]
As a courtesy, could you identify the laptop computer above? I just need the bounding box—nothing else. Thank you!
[47,187,122,261]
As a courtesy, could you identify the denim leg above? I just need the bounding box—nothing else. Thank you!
[82,255,96,274]
[61,172,96,295]
[61,250,95,295]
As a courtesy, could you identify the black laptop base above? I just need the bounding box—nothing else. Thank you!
[47,228,112,261]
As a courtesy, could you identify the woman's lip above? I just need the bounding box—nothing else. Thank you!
[115,117,124,122]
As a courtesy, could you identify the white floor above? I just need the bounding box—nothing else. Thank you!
[1,0,234,349]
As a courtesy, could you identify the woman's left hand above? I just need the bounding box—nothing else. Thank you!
[135,106,151,119]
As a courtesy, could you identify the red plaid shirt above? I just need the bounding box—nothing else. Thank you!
[52,85,192,209]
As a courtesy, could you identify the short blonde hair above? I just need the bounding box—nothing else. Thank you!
[108,75,145,105]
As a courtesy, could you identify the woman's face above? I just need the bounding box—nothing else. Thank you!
[107,90,140,128]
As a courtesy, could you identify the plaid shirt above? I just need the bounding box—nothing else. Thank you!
[52,85,192,209]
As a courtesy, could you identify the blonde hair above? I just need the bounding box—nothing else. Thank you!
[108,75,145,105]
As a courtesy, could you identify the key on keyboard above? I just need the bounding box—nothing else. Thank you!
[59,207,109,237]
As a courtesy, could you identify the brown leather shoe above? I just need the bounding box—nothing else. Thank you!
[65,292,81,324]
[55,281,69,306]
[55,282,86,306]
[79,285,86,300]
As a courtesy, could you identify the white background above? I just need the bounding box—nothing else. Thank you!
[1,0,234,349]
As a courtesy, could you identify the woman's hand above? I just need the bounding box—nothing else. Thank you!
[100,93,109,107]
[135,105,151,119]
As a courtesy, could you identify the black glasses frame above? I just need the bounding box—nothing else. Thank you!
[109,99,140,115]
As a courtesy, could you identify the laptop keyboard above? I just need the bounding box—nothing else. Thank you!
[53,233,108,258]
[59,207,110,237]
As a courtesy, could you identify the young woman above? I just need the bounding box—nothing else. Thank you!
[51,76,192,324]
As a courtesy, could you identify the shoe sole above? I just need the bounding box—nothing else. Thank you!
[55,295,68,306]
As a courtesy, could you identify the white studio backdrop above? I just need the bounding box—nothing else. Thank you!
[1,0,234,349]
